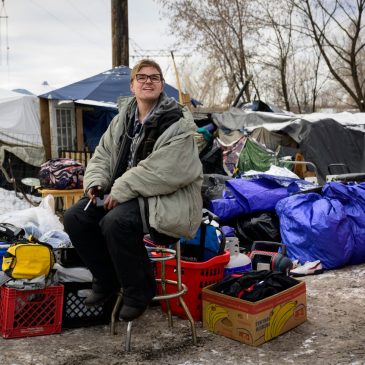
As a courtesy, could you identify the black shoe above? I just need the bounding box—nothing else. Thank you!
[84,290,115,307]
[119,304,147,321]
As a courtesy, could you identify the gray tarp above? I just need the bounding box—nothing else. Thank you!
[212,109,365,184]
[0,89,45,169]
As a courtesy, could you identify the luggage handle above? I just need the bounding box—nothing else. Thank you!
[251,241,287,255]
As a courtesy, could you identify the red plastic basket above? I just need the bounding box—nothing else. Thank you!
[155,250,230,321]
[0,285,64,339]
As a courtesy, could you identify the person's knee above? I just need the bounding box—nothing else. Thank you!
[99,211,127,234]
[63,205,77,233]
[63,199,91,234]
[99,203,142,235]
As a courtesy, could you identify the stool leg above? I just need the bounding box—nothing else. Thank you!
[161,256,173,327]
[110,291,123,335]
[178,296,197,345]
[176,241,197,345]
[125,321,133,352]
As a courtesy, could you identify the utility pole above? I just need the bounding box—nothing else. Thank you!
[111,0,129,67]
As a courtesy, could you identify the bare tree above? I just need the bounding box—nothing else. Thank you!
[157,0,258,106]
[253,0,295,110]
[289,39,330,113]
[179,57,227,107]
[291,0,365,111]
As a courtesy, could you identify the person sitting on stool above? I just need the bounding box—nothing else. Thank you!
[63,59,203,322]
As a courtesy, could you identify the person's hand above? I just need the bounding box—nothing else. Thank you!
[87,186,103,203]
[103,194,119,210]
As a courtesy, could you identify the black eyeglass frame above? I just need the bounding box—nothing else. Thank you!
[135,73,163,83]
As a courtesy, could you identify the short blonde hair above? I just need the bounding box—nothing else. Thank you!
[130,59,164,82]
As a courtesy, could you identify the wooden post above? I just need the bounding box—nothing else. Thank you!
[111,0,129,67]
[171,51,191,109]
[39,98,51,160]
[75,106,84,151]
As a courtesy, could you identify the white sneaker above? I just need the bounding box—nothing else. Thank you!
[290,260,323,277]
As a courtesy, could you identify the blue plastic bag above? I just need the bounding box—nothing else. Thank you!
[323,182,365,265]
[226,177,289,213]
[276,192,354,269]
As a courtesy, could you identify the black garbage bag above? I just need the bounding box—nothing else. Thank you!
[202,174,231,209]
[199,140,227,175]
[235,212,281,251]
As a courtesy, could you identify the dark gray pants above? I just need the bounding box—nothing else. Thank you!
[63,197,156,308]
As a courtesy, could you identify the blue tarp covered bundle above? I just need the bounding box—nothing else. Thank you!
[209,176,365,269]
[209,176,293,221]
[276,185,364,269]
[322,182,365,265]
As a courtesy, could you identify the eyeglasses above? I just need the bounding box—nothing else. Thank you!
[135,74,162,83]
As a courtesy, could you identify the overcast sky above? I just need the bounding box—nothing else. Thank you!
[0,0,179,94]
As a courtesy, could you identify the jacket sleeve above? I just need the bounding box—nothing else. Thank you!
[110,132,202,203]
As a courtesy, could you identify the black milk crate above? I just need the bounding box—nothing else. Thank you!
[62,282,114,328]
[54,248,84,268]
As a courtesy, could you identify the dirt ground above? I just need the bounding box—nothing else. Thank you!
[1,263,365,365]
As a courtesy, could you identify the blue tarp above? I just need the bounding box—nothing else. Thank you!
[210,177,290,221]
[276,192,354,269]
[322,182,365,265]
[39,66,199,105]
[82,106,118,150]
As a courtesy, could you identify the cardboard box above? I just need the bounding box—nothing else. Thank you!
[202,280,306,346]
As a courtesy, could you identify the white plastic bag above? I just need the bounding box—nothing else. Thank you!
[0,194,63,235]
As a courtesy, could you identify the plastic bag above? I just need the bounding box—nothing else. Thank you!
[0,194,63,236]
[276,192,354,269]
[39,230,72,249]
[235,212,281,251]
[323,182,365,265]
[226,177,289,213]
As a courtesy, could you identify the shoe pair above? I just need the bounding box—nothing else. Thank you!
[84,290,147,321]
[290,260,324,277]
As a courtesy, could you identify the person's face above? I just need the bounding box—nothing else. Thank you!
[130,66,164,103]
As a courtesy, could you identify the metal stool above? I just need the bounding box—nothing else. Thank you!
[110,240,197,351]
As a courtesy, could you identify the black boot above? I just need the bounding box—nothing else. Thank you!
[84,290,115,307]
[119,304,147,321]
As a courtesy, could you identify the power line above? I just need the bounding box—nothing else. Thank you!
[64,0,107,36]
[129,37,193,58]
[130,53,189,58]
[28,0,106,49]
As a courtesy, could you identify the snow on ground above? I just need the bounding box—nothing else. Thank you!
[0,187,41,215]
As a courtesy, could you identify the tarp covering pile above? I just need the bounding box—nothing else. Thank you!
[276,182,365,269]
[210,108,365,184]
[198,107,365,268]
[0,88,45,169]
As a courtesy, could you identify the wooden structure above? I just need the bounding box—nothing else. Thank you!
[38,188,84,210]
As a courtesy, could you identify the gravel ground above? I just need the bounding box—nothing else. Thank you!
[1,263,365,365]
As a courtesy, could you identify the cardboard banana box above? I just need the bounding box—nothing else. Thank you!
[202,280,306,346]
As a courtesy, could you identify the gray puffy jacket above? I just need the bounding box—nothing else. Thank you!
[84,95,203,239]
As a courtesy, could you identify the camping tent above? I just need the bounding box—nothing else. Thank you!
[0,89,44,187]
[0,88,44,168]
